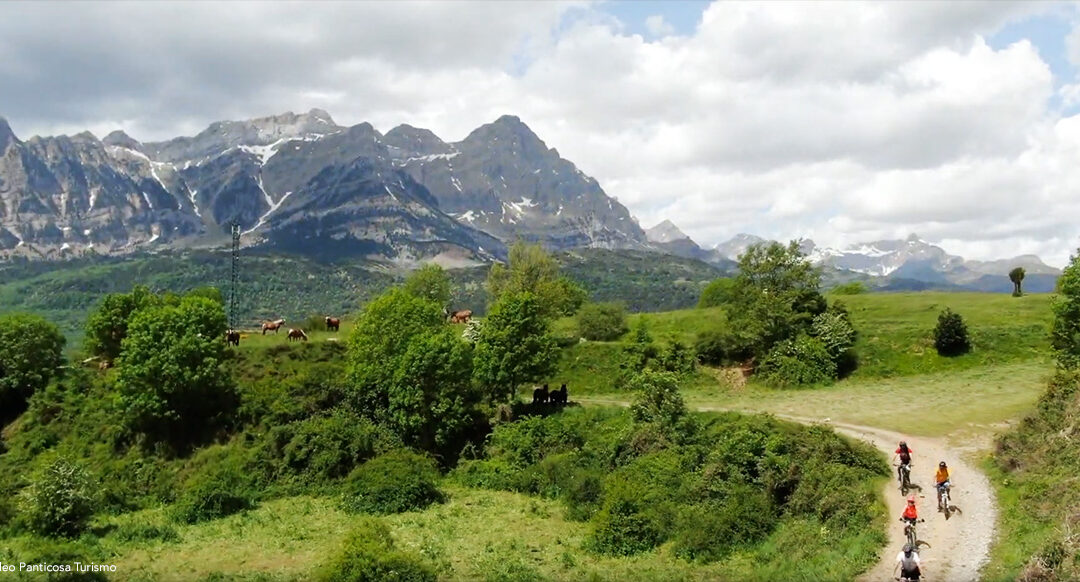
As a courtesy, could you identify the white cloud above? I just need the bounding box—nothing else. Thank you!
[644,15,675,38]
[0,0,1078,266]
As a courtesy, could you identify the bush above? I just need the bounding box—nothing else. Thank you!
[19,458,95,537]
[830,281,868,295]
[628,370,687,432]
[576,302,629,341]
[810,309,858,371]
[698,277,737,308]
[318,517,437,582]
[0,313,66,423]
[172,455,257,523]
[694,330,726,366]
[759,335,836,387]
[270,410,399,483]
[673,491,777,562]
[657,340,696,375]
[934,307,971,357]
[342,450,444,515]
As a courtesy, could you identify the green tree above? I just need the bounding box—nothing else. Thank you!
[0,313,65,422]
[628,370,687,432]
[830,281,868,295]
[934,307,971,357]
[403,264,452,309]
[486,241,587,318]
[84,285,161,361]
[116,296,234,445]
[726,241,827,360]
[698,277,737,308]
[473,292,558,402]
[576,302,629,341]
[1051,249,1080,368]
[187,286,224,305]
[1009,267,1026,297]
[19,457,95,537]
[346,287,480,454]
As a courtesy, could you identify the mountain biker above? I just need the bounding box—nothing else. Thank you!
[901,494,919,524]
[935,460,952,511]
[894,543,923,580]
[893,440,914,482]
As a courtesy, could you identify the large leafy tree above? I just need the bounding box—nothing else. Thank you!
[346,287,481,454]
[116,296,234,445]
[0,313,65,422]
[727,241,827,360]
[486,241,587,318]
[403,264,452,309]
[698,277,737,309]
[1051,249,1080,369]
[84,285,161,362]
[473,292,558,402]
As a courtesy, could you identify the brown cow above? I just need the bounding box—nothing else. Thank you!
[262,318,285,335]
[225,330,240,346]
[325,316,340,332]
[449,309,473,324]
[287,328,308,342]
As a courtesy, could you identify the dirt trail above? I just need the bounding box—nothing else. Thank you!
[578,399,999,581]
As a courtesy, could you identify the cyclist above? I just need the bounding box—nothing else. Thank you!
[894,543,923,580]
[893,440,914,483]
[901,494,918,524]
[935,460,952,511]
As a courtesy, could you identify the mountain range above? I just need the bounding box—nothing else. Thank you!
[644,227,1061,293]
[0,108,1061,291]
[0,109,646,267]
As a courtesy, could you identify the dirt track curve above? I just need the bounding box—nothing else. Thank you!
[579,399,999,581]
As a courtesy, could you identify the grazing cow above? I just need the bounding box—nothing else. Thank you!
[551,384,568,405]
[450,309,473,324]
[532,384,549,404]
[287,328,308,342]
[262,318,285,335]
[225,330,240,346]
[325,316,340,332]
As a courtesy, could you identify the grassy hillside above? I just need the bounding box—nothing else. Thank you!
[984,371,1080,581]
[0,249,725,350]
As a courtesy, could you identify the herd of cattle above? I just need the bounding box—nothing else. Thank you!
[225,310,475,347]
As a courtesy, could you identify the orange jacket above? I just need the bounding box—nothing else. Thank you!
[902,505,918,520]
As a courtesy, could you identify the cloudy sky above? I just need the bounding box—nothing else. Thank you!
[2,1,1080,266]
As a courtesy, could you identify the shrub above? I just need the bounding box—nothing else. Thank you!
[810,309,857,363]
[0,313,66,423]
[934,307,971,357]
[318,517,437,582]
[19,458,95,537]
[698,277,737,308]
[693,330,726,366]
[342,450,444,515]
[272,410,399,483]
[576,302,629,341]
[657,340,696,375]
[628,370,687,432]
[172,456,257,523]
[830,281,868,295]
[304,314,329,332]
[673,491,777,562]
[759,335,836,387]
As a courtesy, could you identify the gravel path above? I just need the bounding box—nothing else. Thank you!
[578,399,1000,581]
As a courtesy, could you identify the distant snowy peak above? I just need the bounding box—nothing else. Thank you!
[646,219,692,244]
[713,233,765,260]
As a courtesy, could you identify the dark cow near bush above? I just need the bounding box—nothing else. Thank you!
[532,384,549,404]
[225,330,240,346]
[551,384,568,405]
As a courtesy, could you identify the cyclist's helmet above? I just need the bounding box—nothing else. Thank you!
[939,461,947,468]
[907,495,916,505]
[899,440,907,447]
[903,543,914,556]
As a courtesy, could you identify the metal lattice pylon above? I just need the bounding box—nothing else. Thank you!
[229,222,241,330]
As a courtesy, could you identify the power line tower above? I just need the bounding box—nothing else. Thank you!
[229,221,241,330]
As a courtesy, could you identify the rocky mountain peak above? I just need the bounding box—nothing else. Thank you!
[384,124,452,156]
[103,130,142,150]
[462,115,549,158]
[645,219,691,243]
[0,116,18,149]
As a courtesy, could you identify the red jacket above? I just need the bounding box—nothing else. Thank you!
[902,505,918,520]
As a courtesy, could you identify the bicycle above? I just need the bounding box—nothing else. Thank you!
[900,517,925,548]
[894,462,912,495]
[938,482,952,518]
